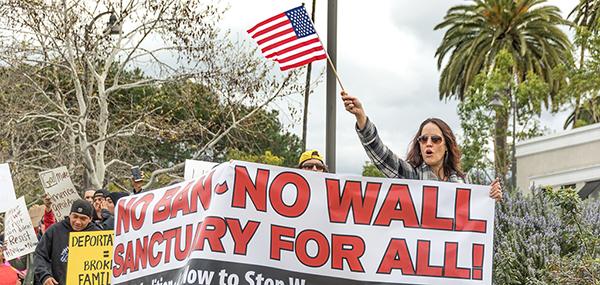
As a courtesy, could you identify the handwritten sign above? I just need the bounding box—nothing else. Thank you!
[4,197,38,260]
[39,166,81,221]
[0,163,17,213]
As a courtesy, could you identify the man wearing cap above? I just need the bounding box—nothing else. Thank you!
[92,189,109,221]
[100,192,129,230]
[33,199,99,285]
[298,150,329,172]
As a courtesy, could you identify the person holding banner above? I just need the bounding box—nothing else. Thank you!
[33,199,99,285]
[341,91,502,201]
[298,150,329,172]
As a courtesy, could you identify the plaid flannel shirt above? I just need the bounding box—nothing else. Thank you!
[356,118,466,183]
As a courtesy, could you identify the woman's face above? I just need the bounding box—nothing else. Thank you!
[418,122,447,168]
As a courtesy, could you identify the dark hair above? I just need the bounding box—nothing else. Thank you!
[406,118,464,179]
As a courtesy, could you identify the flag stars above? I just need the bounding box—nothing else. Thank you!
[285,7,315,37]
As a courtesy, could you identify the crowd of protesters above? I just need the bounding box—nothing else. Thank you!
[0,181,133,284]
[0,152,328,285]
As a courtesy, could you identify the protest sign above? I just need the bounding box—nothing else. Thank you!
[0,163,18,213]
[39,166,81,221]
[67,230,114,285]
[184,159,218,180]
[4,197,38,260]
[113,161,495,285]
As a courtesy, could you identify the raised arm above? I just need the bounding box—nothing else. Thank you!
[341,91,416,179]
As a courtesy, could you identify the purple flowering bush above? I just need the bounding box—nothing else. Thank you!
[493,188,600,284]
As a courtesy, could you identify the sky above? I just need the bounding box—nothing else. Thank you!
[220,0,580,175]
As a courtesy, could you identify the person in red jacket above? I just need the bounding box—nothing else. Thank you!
[0,242,20,285]
[41,195,55,234]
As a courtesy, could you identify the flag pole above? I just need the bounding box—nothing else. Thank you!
[325,53,345,91]
[301,0,317,151]
[325,0,338,173]
[303,3,345,92]
[301,2,341,172]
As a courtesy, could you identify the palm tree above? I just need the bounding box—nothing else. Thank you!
[564,94,600,128]
[434,0,572,185]
[568,0,600,127]
[569,0,600,31]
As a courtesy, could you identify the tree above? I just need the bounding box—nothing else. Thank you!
[435,0,572,183]
[458,50,549,187]
[362,161,385,178]
[226,150,286,167]
[0,0,306,198]
[567,0,600,126]
[561,1,600,128]
[570,0,600,29]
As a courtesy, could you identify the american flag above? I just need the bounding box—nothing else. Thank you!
[247,5,327,71]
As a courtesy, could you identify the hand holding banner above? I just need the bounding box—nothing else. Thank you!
[113,161,495,285]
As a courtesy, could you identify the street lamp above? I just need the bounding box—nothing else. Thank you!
[107,14,121,35]
[489,93,504,108]
[81,11,121,123]
[85,11,121,48]
[510,88,517,191]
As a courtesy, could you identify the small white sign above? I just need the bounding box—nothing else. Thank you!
[184,159,218,180]
[38,166,81,221]
[4,197,38,260]
[0,163,18,213]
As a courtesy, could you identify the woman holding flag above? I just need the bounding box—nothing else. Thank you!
[341,91,503,201]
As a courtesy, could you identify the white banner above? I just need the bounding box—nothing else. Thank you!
[113,161,495,285]
[4,197,38,260]
[0,163,18,213]
[38,166,81,221]
[184,159,218,180]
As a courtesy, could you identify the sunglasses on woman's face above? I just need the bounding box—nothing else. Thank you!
[301,162,325,171]
[417,135,443,144]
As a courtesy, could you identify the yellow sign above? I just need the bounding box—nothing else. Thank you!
[67,230,114,285]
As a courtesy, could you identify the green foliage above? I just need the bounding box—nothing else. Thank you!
[437,0,571,184]
[361,161,385,178]
[569,0,600,34]
[458,50,547,180]
[226,150,285,166]
[127,79,302,168]
[559,29,600,128]
[435,0,572,100]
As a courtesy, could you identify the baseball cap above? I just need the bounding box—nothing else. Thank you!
[93,189,109,198]
[298,150,325,166]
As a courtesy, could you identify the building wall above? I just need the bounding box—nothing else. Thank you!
[515,123,600,193]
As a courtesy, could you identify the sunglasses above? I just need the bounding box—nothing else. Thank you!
[301,162,325,171]
[417,135,443,144]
